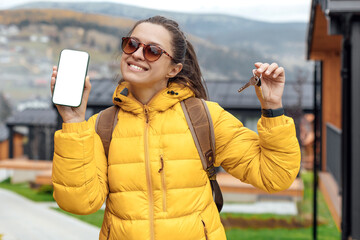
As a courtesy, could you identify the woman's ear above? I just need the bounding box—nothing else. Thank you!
[166,63,183,79]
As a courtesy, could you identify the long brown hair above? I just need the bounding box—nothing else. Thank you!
[126,16,208,100]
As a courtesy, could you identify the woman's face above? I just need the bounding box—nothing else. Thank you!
[120,22,182,90]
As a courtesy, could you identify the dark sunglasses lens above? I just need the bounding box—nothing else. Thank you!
[122,38,138,54]
[144,45,162,61]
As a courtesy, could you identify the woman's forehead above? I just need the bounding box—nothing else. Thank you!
[131,22,172,48]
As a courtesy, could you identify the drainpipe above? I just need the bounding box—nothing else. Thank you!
[313,61,322,240]
[340,13,352,240]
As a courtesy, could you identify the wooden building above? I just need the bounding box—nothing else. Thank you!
[0,124,9,160]
[6,109,57,160]
[307,0,360,238]
[0,123,25,160]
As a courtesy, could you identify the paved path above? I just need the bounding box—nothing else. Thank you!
[0,188,100,240]
[0,183,298,239]
[222,201,298,215]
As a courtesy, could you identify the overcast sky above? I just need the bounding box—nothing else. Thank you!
[0,0,312,23]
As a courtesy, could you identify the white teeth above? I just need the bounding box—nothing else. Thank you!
[130,64,144,71]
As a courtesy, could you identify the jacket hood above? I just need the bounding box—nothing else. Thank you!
[112,81,195,114]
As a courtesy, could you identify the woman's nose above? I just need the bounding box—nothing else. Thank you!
[131,45,145,60]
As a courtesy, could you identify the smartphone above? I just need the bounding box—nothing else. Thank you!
[52,49,90,107]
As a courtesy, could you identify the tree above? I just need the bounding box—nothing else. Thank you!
[286,67,308,137]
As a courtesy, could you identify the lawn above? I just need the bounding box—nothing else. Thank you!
[221,171,340,240]
[0,178,54,202]
[0,171,340,239]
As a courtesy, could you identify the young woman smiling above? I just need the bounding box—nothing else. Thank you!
[51,16,300,240]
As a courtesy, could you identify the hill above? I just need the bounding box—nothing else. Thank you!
[13,1,311,80]
[1,8,276,81]
[0,8,134,35]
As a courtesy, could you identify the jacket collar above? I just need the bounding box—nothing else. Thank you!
[112,81,195,114]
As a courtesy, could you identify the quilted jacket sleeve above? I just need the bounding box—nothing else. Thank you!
[52,114,109,215]
[207,101,301,193]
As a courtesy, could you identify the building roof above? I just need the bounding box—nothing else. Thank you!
[5,79,313,128]
[318,0,360,14]
[87,79,314,110]
[6,108,58,127]
[5,108,94,127]
[307,0,360,59]
[0,123,9,142]
[207,81,313,110]
[87,78,118,107]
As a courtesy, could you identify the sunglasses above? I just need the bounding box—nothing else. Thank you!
[121,37,173,62]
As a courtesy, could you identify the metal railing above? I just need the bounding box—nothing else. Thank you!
[326,123,341,188]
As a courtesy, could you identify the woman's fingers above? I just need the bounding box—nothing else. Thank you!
[255,63,269,75]
[81,76,91,105]
[254,62,284,80]
[52,66,57,77]
[254,62,262,68]
[273,66,285,79]
[265,63,278,76]
[50,66,57,95]
[51,77,55,94]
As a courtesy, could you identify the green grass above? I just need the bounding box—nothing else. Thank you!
[53,208,105,228]
[0,172,340,239]
[0,178,54,202]
[225,226,337,240]
[220,171,341,240]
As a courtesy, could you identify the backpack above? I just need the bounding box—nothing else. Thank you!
[95,97,223,212]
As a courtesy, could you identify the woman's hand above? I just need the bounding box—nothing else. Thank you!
[50,66,91,123]
[253,62,285,109]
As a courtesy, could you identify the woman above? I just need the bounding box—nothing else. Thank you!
[51,16,300,240]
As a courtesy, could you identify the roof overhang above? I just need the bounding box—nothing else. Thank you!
[307,0,342,60]
[326,0,360,14]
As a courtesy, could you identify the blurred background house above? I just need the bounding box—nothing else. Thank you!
[307,0,360,239]
[0,123,9,160]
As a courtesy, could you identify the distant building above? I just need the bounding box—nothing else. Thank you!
[6,109,57,160]
[0,123,25,160]
[5,79,313,161]
[0,124,9,160]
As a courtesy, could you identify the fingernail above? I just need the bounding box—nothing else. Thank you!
[266,71,270,75]
[273,74,277,78]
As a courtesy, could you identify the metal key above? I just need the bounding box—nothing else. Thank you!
[238,70,262,93]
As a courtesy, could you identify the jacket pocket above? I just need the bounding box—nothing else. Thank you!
[158,154,167,212]
[201,219,209,240]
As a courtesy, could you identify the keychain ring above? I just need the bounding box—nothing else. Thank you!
[252,69,262,85]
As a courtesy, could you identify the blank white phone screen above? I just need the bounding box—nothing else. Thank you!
[52,49,89,107]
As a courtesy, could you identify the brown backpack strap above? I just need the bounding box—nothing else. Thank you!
[95,106,119,158]
[181,97,223,212]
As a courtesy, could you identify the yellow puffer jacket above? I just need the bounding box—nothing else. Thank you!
[52,82,300,240]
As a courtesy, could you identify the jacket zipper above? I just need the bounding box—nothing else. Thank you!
[201,220,209,240]
[158,154,167,212]
[144,106,155,240]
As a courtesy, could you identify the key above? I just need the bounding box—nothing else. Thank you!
[238,70,262,93]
